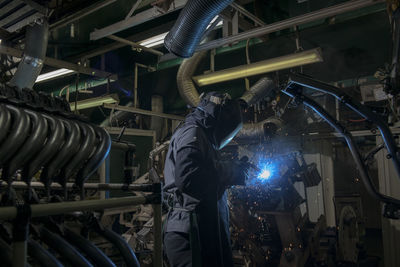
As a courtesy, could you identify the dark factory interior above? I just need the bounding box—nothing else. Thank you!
[0,0,400,266]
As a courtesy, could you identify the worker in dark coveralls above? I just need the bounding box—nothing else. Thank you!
[163,92,250,267]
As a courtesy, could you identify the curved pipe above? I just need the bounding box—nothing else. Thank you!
[288,73,400,180]
[28,239,63,267]
[164,0,233,58]
[9,19,49,90]
[240,77,275,106]
[176,53,278,139]
[41,119,81,194]
[176,50,208,107]
[63,227,116,267]
[283,87,400,206]
[0,104,12,144]
[0,106,31,182]
[40,227,93,267]
[61,123,96,182]
[234,117,282,142]
[4,110,48,183]
[76,127,111,188]
[94,227,140,267]
[100,101,134,127]
[24,114,65,179]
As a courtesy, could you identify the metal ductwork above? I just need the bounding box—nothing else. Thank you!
[176,50,208,107]
[9,18,49,90]
[164,0,234,58]
[234,117,283,142]
[240,77,276,106]
[176,51,279,140]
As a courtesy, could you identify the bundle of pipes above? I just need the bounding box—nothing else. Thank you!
[0,84,111,200]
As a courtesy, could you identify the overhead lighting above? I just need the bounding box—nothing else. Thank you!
[140,32,168,48]
[193,48,323,86]
[70,94,119,111]
[36,68,75,83]
[139,16,223,48]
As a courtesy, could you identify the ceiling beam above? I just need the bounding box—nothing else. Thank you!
[70,21,175,61]
[50,0,118,31]
[90,0,187,40]
[0,45,117,79]
[196,0,386,53]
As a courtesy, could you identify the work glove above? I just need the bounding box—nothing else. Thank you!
[218,156,251,187]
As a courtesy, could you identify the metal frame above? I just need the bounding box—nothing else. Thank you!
[90,0,188,40]
[0,45,117,80]
[283,76,400,208]
[196,0,385,52]
[103,103,184,121]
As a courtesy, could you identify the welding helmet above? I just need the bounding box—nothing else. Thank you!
[198,92,243,150]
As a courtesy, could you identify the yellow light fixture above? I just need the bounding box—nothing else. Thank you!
[70,94,119,111]
[193,48,323,86]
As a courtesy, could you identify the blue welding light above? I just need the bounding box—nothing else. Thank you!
[258,169,271,180]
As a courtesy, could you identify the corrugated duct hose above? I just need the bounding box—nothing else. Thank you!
[176,52,280,140]
[168,0,282,140]
[164,0,234,58]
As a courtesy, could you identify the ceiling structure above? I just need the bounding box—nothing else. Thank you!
[0,0,393,114]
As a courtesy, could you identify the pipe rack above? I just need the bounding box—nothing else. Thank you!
[0,181,156,192]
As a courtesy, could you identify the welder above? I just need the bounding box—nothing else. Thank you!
[163,92,250,267]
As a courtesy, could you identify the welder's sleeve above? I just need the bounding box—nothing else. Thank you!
[217,160,248,187]
[174,128,216,201]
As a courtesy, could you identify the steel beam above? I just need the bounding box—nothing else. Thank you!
[50,0,118,31]
[103,103,184,120]
[0,195,158,220]
[0,181,156,192]
[105,127,157,137]
[90,0,187,40]
[0,45,117,79]
[107,34,163,56]
[196,0,385,52]
[230,2,265,26]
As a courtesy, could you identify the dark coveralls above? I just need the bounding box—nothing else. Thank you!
[163,107,234,267]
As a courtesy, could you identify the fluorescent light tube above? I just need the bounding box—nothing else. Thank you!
[70,94,119,111]
[139,16,223,48]
[192,48,323,86]
[36,68,75,83]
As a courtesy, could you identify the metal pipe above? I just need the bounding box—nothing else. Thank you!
[50,0,117,31]
[230,2,265,26]
[239,76,275,106]
[5,110,48,185]
[63,227,116,267]
[95,227,140,267]
[108,34,163,56]
[288,73,400,180]
[76,127,111,190]
[40,227,93,267]
[0,181,156,192]
[28,239,63,267]
[283,87,400,206]
[0,195,155,220]
[103,103,185,120]
[0,106,31,182]
[23,114,65,179]
[196,0,385,52]
[0,104,11,144]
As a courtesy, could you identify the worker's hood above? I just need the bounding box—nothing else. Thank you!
[185,92,243,150]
